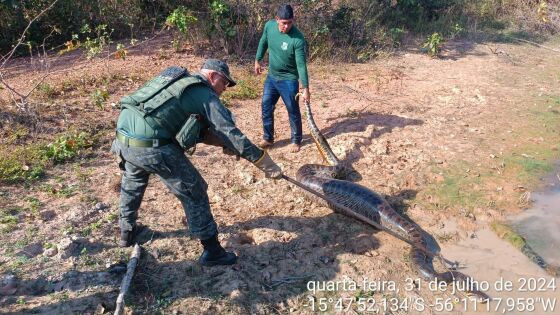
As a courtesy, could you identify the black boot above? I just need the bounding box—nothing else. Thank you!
[119,225,137,248]
[199,234,237,266]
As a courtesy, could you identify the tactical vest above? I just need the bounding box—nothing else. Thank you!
[119,66,206,136]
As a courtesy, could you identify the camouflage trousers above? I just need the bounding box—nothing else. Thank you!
[110,139,217,240]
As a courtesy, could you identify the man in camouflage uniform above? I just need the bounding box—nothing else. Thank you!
[111,59,282,266]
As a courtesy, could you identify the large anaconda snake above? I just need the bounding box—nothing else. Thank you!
[294,100,490,300]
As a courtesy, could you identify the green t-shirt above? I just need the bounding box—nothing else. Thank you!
[255,20,309,87]
[116,74,263,162]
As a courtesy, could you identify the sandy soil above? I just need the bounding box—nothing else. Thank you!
[1,35,559,314]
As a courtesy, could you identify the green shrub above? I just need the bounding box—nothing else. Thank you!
[0,145,46,183]
[40,183,76,198]
[208,0,239,54]
[45,132,92,164]
[449,23,465,38]
[0,207,21,233]
[90,88,109,109]
[357,50,375,63]
[0,215,18,225]
[221,76,260,107]
[421,32,444,57]
[114,43,127,60]
[0,130,95,183]
[35,83,59,99]
[223,79,258,100]
[25,197,41,215]
[7,127,29,144]
[166,6,198,51]
[389,27,406,47]
[80,24,113,59]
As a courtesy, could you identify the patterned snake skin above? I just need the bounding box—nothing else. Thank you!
[297,101,490,300]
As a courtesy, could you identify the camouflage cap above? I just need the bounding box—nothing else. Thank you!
[201,59,236,87]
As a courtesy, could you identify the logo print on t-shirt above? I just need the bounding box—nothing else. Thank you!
[281,42,288,50]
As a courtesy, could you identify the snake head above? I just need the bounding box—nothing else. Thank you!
[331,165,346,179]
[333,163,359,180]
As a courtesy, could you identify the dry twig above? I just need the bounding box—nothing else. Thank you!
[342,84,391,113]
[0,0,59,68]
[0,0,59,105]
[115,244,142,315]
[510,37,560,54]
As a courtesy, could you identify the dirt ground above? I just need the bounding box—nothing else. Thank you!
[1,34,559,314]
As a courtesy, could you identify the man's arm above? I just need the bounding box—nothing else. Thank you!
[255,22,269,74]
[201,94,263,163]
[201,94,282,178]
[294,38,310,102]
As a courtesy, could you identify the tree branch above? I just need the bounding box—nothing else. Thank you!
[0,0,60,105]
[114,244,142,315]
[0,0,60,69]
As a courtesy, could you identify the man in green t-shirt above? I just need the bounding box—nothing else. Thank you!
[255,4,310,153]
[111,59,282,266]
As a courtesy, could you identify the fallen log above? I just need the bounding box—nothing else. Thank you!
[114,244,142,315]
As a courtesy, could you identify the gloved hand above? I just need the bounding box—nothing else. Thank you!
[253,151,282,179]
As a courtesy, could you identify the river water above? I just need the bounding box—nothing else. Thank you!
[442,175,560,314]
[510,184,560,266]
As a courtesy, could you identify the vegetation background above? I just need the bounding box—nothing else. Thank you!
[1,0,558,60]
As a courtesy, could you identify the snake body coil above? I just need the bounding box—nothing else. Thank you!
[298,101,489,300]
